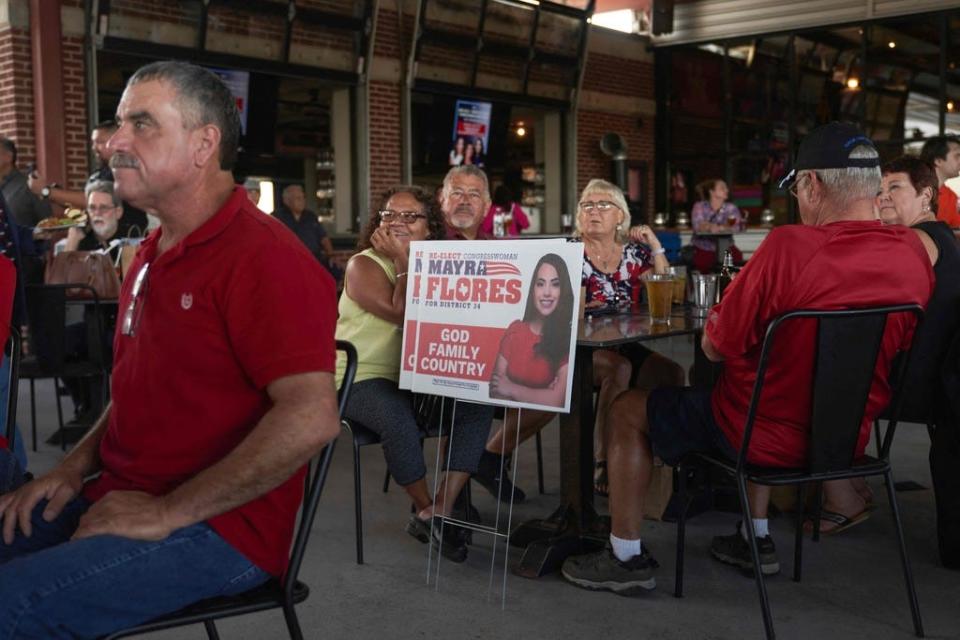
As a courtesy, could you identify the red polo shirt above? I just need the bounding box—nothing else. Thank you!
[444,224,492,240]
[705,221,933,468]
[84,187,337,576]
[0,256,15,347]
[936,185,960,228]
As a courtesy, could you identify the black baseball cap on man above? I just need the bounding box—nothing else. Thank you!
[778,122,880,190]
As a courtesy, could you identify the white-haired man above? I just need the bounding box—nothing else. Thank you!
[562,122,934,594]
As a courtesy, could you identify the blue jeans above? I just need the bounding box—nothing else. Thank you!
[0,497,270,639]
[0,354,27,471]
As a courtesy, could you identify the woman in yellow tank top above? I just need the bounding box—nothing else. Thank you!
[336,186,492,563]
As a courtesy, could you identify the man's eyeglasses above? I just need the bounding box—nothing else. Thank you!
[121,262,150,337]
[87,205,118,214]
[578,200,619,213]
[789,172,814,199]
[379,210,426,224]
[447,189,483,202]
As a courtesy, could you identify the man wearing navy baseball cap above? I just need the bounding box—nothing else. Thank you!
[562,122,934,594]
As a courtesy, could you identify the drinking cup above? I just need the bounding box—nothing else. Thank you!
[668,266,687,304]
[644,274,674,324]
[691,273,718,316]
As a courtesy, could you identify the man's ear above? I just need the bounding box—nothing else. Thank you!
[193,124,222,168]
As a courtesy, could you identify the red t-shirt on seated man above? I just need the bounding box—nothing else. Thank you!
[706,221,933,467]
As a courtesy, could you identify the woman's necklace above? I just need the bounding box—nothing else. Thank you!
[587,241,620,272]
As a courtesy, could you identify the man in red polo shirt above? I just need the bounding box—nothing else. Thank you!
[0,62,339,638]
[561,122,934,595]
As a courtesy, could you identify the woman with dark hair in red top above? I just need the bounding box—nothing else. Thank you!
[489,253,575,408]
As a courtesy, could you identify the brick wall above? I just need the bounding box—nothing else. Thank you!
[62,35,88,190]
[0,27,36,170]
[576,108,655,219]
[369,80,402,205]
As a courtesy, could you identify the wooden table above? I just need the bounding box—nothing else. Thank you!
[514,306,713,577]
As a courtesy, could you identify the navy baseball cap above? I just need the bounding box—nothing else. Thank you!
[778,122,879,190]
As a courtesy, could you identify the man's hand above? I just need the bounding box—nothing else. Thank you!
[0,468,84,544]
[72,491,176,542]
[27,170,43,195]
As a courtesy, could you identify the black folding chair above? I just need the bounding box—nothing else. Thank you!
[104,340,358,640]
[19,283,109,451]
[673,305,925,640]
[3,326,21,448]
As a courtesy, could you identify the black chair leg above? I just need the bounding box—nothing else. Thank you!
[283,604,303,640]
[874,418,883,457]
[29,378,36,452]
[353,442,364,565]
[673,464,692,598]
[737,476,776,640]
[54,377,65,452]
[535,430,545,494]
[884,469,924,637]
[203,620,220,640]
[793,483,804,583]
[811,482,823,543]
[382,469,391,493]
[925,421,935,441]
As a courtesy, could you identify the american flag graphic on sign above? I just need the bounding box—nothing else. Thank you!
[483,261,521,276]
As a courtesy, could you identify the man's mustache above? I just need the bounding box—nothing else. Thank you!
[110,154,140,169]
[455,204,474,214]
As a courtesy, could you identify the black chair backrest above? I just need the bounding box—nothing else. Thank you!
[3,326,20,448]
[25,283,105,372]
[739,305,924,473]
[281,339,357,595]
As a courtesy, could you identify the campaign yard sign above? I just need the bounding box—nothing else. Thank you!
[399,239,582,413]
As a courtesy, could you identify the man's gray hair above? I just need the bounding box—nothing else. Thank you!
[816,145,881,211]
[85,179,121,207]
[126,61,241,171]
[442,165,490,201]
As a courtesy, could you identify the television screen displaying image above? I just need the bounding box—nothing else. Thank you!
[450,99,492,168]
[411,93,510,178]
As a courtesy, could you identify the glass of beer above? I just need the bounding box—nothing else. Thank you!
[644,273,674,324]
[668,266,686,304]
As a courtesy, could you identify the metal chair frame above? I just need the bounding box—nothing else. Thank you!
[673,306,925,640]
[20,283,109,451]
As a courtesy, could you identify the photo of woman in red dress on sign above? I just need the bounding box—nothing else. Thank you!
[489,253,575,408]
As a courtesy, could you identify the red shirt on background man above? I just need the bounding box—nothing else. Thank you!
[936,184,960,228]
[705,221,933,467]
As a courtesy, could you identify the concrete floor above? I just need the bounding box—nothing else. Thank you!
[17,334,960,640]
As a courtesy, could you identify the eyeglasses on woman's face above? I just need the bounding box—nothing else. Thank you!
[578,200,619,214]
[379,210,426,224]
